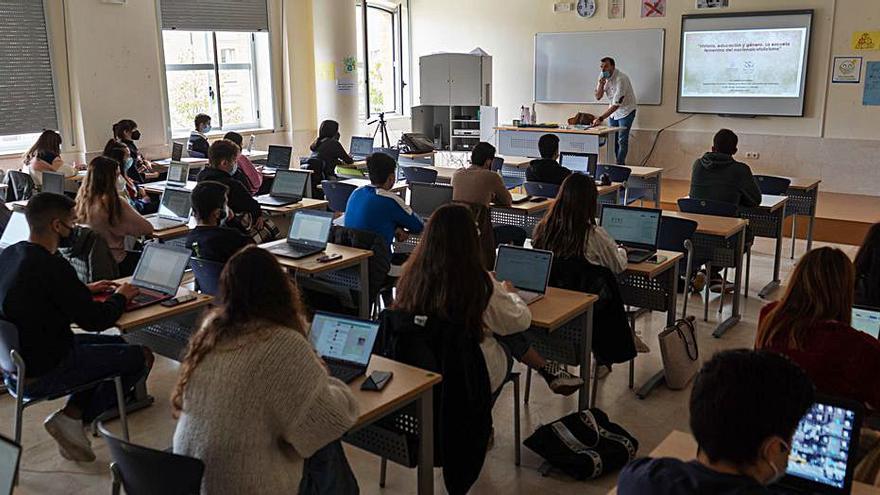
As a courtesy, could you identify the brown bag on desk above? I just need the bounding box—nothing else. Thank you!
[567,112,596,126]
[658,316,700,390]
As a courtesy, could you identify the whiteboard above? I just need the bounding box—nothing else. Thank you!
[535,29,665,105]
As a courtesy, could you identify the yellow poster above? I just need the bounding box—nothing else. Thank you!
[852,31,880,50]
[317,62,336,81]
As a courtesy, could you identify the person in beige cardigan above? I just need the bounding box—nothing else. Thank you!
[172,246,360,495]
[22,130,81,187]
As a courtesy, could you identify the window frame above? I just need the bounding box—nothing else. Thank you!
[358,1,408,119]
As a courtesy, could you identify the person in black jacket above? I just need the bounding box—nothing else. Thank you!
[308,120,354,183]
[0,193,152,462]
[186,181,253,263]
[112,119,158,183]
[188,113,212,158]
[526,134,571,185]
[689,129,761,208]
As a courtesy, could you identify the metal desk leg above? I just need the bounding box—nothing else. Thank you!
[604,132,618,164]
[790,214,798,259]
[713,230,745,338]
[654,175,662,209]
[636,262,679,400]
[581,308,595,411]
[806,208,816,253]
[358,258,370,319]
[759,205,785,299]
[417,389,434,495]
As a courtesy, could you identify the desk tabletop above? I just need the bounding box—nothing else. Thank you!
[495,125,622,136]
[151,224,192,241]
[626,166,664,179]
[340,179,408,194]
[400,151,436,159]
[261,241,372,274]
[498,155,532,168]
[153,157,209,167]
[242,149,269,160]
[663,211,748,238]
[349,355,441,429]
[112,281,213,332]
[260,197,329,214]
[626,250,684,279]
[599,182,623,195]
[143,180,198,194]
[781,176,821,191]
[529,287,598,331]
[502,197,555,213]
[759,194,787,212]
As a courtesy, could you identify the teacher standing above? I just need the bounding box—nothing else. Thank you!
[593,57,637,165]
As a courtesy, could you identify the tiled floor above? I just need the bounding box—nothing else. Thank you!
[2,237,859,494]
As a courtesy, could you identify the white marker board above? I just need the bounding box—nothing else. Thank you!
[535,29,665,105]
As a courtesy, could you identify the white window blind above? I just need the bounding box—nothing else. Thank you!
[160,0,269,32]
[0,0,59,136]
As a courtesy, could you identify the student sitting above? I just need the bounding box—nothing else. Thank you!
[395,203,584,396]
[102,140,156,215]
[689,128,761,208]
[756,247,880,411]
[186,181,253,263]
[618,349,814,493]
[309,119,354,182]
[0,193,152,462]
[525,134,571,185]
[222,131,263,195]
[75,156,154,277]
[112,119,157,182]
[173,246,359,494]
[197,140,278,243]
[22,130,79,187]
[344,152,424,247]
[188,113,212,158]
[854,223,880,308]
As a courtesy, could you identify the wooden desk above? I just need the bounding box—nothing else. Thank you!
[625,166,664,208]
[607,430,880,495]
[259,197,328,215]
[783,177,821,258]
[153,157,209,167]
[498,155,531,169]
[242,149,269,161]
[143,180,197,195]
[150,223,192,243]
[740,195,788,299]
[492,183,622,235]
[116,290,212,334]
[495,125,622,163]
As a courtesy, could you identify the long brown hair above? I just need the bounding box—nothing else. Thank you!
[76,156,125,226]
[756,247,855,349]
[172,246,307,417]
[23,130,62,164]
[532,173,598,259]
[394,203,493,342]
[854,222,880,305]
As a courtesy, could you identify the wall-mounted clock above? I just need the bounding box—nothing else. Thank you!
[577,0,597,17]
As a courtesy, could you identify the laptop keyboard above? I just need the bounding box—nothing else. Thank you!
[327,362,363,383]
[267,242,319,258]
[150,217,185,230]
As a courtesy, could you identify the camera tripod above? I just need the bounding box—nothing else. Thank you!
[367,112,392,149]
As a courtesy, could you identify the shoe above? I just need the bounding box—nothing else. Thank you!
[538,361,585,396]
[691,271,707,293]
[709,280,735,294]
[634,334,651,353]
[44,410,95,462]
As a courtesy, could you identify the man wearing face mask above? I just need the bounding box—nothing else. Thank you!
[593,57,638,165]
[617,349,815,494]
[189,113,213,159]
[0,193,153,462]
[186,181,253,264]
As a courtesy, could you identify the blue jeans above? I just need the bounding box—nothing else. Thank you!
[16,334,148,423]
[609,110,636,165]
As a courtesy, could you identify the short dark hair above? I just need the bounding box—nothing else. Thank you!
[191,181,230,221]
[223,131,243,147]
[538,134,560,159]
[690,349,814,465]
[471,142,496,167]
[194,113,212,130]
[26,192,75,233]
[208,139,239,168]
[367,152,396,185]
[713,129,738,155]
[601,57,616,66]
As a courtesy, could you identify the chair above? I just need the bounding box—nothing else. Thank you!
[658,216,699,319]
[596,164,642,204]
[98,422,204,495]
[754,175,791,195]
[523,181,560,199]
[493,225,528,248]
[3,171,36,202]
[401,166,438,184]
[321,180,357,213]
[190,257,224,296]
[187,150,207,159]
[59,227,120,284]
[490,157,504,172]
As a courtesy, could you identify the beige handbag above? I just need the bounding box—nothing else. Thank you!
[658,316,700,390]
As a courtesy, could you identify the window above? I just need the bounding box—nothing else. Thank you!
[356,2,409,118]
[162,30,273,136]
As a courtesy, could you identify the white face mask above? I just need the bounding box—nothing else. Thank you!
[762,440,790,486]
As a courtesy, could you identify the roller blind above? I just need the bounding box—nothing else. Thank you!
[160,0,269,32]
[0,0,59,136]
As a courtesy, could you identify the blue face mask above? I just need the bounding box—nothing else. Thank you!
[123,157,134,171]
[602,70,612,79]
[230,161,239,176]
[203,125,212,133]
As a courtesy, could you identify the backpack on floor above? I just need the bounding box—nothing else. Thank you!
[523,408,638,480]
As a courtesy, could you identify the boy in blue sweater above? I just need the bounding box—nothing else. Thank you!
[344,153,423,246]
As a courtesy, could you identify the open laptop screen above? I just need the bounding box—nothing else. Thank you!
[410,183,453,218]
[167,162,188,185]
[171,142,184,161]
[494,246,553,294]
[159,188,192,220]
[601,205,662,250]
[271,170,309,197]
[289,210,333,247]
[852,306,880,339]
[350,136,374,157]
[310,312,379,366]
[0,434,20,495]
[266,145,293,170]
[0,212,30,248]
[560,152,597,175]
[372,147,399,163]
[131,244,191,294]
[42,171,64,195]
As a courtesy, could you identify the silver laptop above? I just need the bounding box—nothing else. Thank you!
[494,245,554,304]
[256,169,310,206]
[309,311,379,383]
[166,161,189,188]
[600,205,662,264]
[0,434,20,495]
[350,136,374,161]
[852,305,880,339]
[0,212,29,250]
[266,209,333,259]
[123,243,192,310]
[254,145,293,170]
[42,171,65,195]
[171,141,184,161]
[147,187,192,231]
[560,152,598,177]
[409,182,453,221]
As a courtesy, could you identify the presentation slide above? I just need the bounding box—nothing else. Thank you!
[681,28,807,98]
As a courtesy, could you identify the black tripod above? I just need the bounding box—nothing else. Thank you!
[368,112,392,149]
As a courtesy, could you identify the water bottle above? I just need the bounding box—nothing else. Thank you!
[247,134,256,153]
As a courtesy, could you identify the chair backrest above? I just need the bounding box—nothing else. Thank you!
[4,171,36,202]
[329,226,391,303]
[59,227,120,284]
[596,164,632,183]
[754,175,791,195]
[98,422,204,495]
[188,150,207,159]
[493,225,528,248]
[190,257,224,296]
[321,180,357,213]
[401,166,438,184]
[490,157,504,173]
[523,181,560,198]
[0,321,19,376]
[658,216,698,253]
[677,198,738,218]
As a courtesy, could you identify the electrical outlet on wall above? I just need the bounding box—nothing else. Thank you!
[554,2,574,13]
[745,152,760,159]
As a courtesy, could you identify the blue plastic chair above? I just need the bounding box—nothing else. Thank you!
[596,164,643,204]
[190,258,224,296]
[523,181,560,199]
[658,216,699,319]
[401,166,438,184]
[322,181,358,213]
[754,175,791,195]
[503,176,525,190]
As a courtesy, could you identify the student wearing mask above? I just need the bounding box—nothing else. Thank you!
[618,349,815,494]
[756,247,880,411]
[0,192,151,462]
[112,119,157,182]
[102,140,156,215]
[22,130,80,187]
[173,246,359,494]
[222,131,263,195]
[526,134,571,186]
[186,181,253,263]
[188,113,212,158]
[308,119,354,182]
[854,223,880,308]
[75,156,154,276]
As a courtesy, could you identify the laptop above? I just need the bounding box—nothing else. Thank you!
[256,169,310,206]
[776,395,863,495]
[372,147,399,163]
[409,182,453,221]
[851,305,880,339]
[560,152,598,177]
[254,145,293,170]
[147,187,192,231]
[494,245,554,304]
[112,244,191,311]
[266,209,333,259]
[0,212,29,250]
[309,311,379,383]
[171,141,184,161]
[350,136,374,161]
[42,171,64,195]
[0,434,20,495]
[166,161,189,188]
[600,204,662,264]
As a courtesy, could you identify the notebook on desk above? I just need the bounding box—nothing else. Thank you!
[494,245,553,304]
[600,205,662,264]
[146,187,192,231]
[256,169,310,206]
[309,312,379,383]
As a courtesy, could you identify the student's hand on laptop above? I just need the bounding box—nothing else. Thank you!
[394,228,409,242]
[501,281,517,294]
[114,282,140,302]
[87,280,118,294]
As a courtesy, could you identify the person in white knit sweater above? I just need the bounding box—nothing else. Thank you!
[172,246,360,494]
[22,130,80,187]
